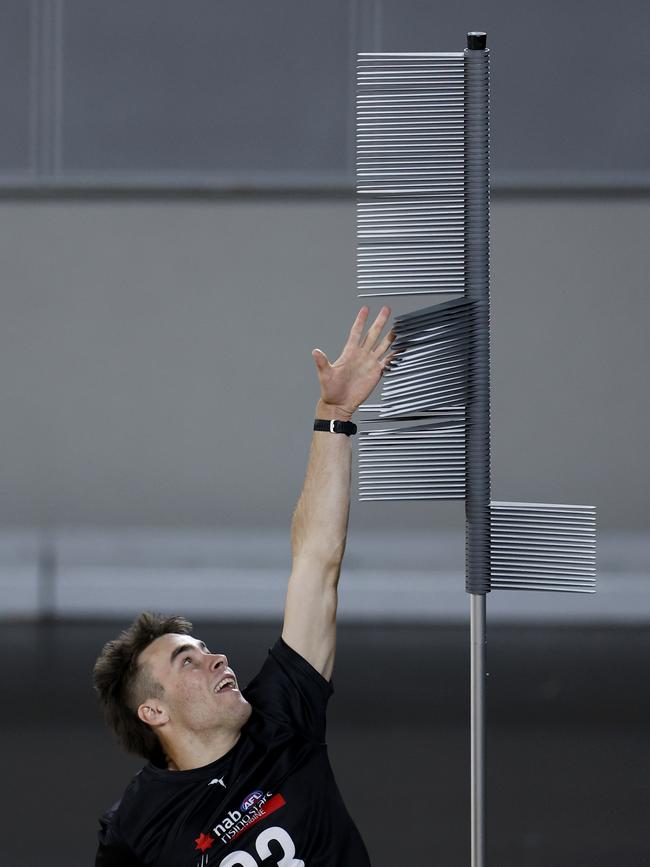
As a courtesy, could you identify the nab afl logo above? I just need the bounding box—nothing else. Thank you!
[240,790,264,812]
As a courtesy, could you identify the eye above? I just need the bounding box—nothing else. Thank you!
[183,655,193,666]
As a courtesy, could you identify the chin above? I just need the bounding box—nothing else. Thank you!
[222,693,252,730]
[238,699,253,726]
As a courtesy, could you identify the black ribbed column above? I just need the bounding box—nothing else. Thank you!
[464,33,492,596]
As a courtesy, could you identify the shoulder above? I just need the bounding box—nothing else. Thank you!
[97,769,151,847]
[97,766,171,865]
[271,637,334,691]
[97,800,137,864]
[244,636,333,697]
[241,636,333,742]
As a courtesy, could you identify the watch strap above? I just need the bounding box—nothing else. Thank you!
[314,418,357,436]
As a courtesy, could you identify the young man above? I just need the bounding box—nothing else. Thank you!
[93,306,396,867]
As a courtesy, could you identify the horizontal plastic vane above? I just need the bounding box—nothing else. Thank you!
[377,298,475,416]
[357,54,466,297]
[489,502,597,593]
[358,415,465,501]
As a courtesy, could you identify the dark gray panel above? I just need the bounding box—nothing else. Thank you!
[380,0,650,177]
[0,1,33,173]
[61,0,350,174]
[2,623,650,864]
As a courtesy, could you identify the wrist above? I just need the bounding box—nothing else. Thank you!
[315,400,354,422]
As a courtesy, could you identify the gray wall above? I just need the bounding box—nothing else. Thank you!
[0,194,647,533]
[2,0,649,189]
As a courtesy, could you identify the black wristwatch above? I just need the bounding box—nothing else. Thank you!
[314,418,358,436]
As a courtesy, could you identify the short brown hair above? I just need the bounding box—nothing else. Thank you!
[92,611,192,762]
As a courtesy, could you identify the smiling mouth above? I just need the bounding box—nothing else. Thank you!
[214,677,237,693]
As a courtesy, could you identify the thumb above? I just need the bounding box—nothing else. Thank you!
[311,348,330,372]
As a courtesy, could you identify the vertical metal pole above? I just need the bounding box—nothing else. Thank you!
[471,594,487,867]
[464,30,491,867]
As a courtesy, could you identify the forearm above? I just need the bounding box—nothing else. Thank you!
[282,307,393,678]
[290,399,352,575]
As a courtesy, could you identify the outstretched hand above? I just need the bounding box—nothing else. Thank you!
[312,306,397,419]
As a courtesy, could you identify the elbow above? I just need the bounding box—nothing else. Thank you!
[290,554,342,590]
[291,540,346,579]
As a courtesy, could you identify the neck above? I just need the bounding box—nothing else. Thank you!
[161,728,241,772]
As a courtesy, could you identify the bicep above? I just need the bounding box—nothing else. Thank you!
[282,561,339,681]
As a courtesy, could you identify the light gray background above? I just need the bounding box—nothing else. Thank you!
[0,195,646,529]
[0,193,648,621]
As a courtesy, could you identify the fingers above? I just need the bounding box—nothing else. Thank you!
[311,348,330,372]
[344,305,395,367]
[373,326,396,358]
[380,349,399,372]
[359,305,392,351]
[347,306,370,347]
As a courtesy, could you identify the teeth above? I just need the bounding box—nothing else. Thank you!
[216,677,235,692]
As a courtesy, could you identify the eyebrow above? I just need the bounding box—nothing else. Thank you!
[170,640,209,666]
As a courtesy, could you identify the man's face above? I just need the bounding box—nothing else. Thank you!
[137,633,252,737]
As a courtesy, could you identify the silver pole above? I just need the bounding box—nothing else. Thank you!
[471,592,486,867]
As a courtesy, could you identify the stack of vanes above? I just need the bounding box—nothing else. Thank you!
[355,31,596,867]
[356,37,596,592]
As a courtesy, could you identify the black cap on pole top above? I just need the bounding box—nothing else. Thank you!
[467,32,487,50]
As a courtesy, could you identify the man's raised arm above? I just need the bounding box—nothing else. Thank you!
[281,306,396,681]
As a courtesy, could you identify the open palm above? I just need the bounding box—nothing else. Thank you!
[312,306,397,418]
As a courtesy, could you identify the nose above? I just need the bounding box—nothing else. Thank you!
[210,653,228,672]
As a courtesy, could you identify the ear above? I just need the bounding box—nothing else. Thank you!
[137,700,169,728]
